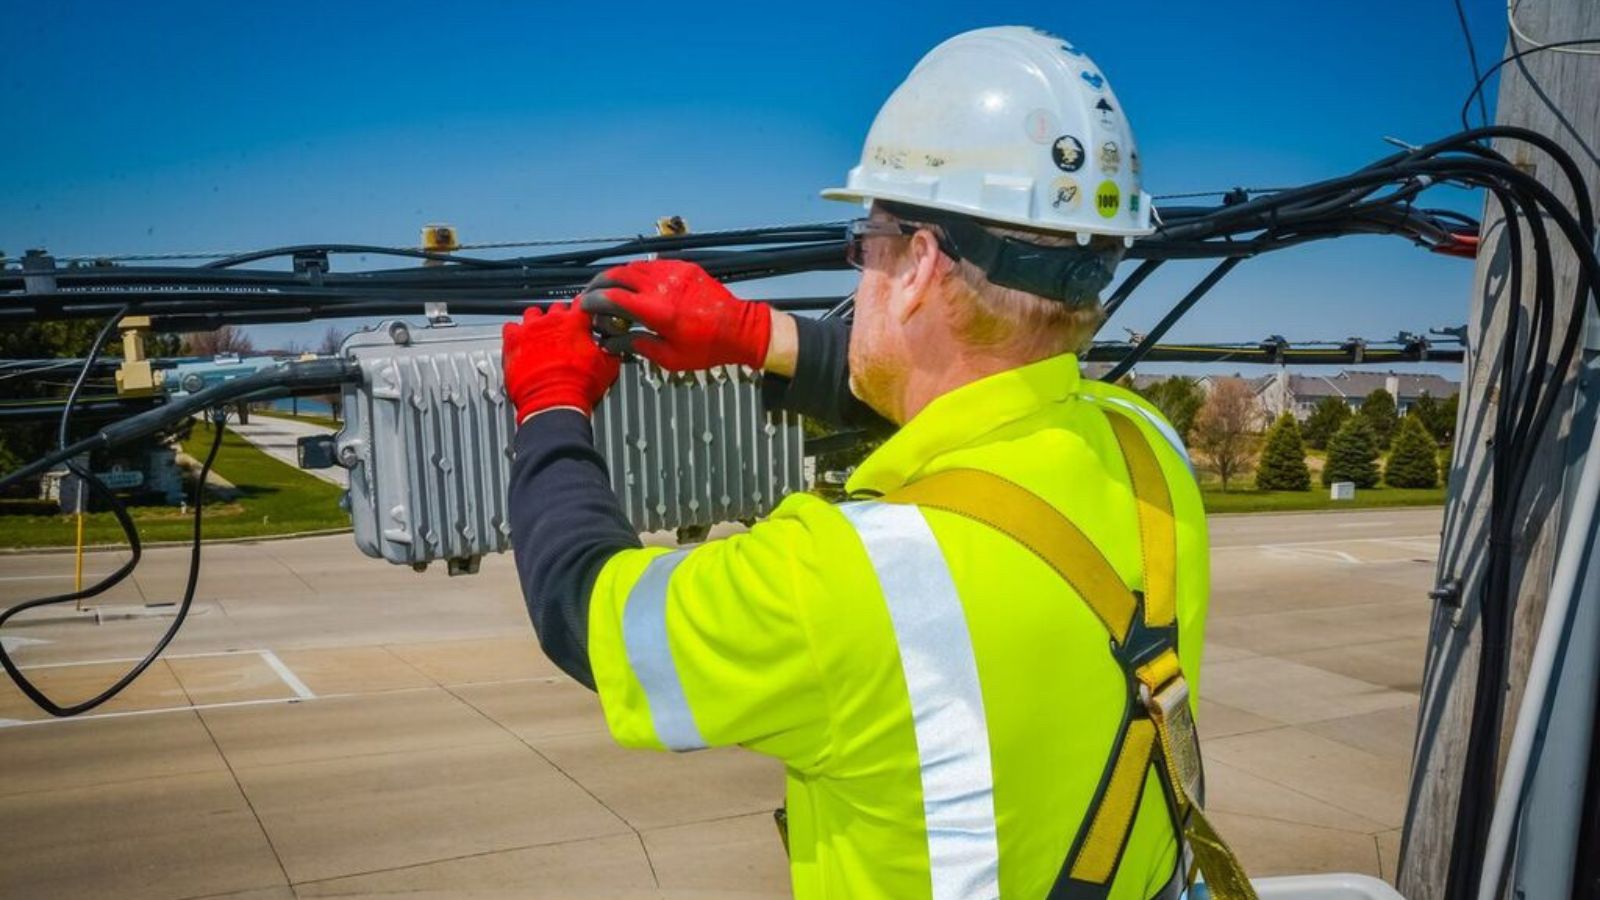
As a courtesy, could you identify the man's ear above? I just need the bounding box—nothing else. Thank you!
[894,229,949,325]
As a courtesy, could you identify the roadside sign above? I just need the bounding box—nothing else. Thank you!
[95,469,144,490]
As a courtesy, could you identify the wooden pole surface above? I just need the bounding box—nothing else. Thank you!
[1399,2,1600,897]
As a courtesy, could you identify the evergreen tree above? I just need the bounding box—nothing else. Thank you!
[1322,417,1381,488]
[1385,416,1440,488]
[0,318,119,487]
[1434,394,1460,444]
[1410,393,1443,442]
[1410,392,1459,445]
[1358,388,1400,449]
[1255,413,1311,491]
[1136,376,1205,441]
[1301,396,1351,450]
[0,314,185,497]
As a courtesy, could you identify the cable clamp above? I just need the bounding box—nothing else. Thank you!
[20,249,57,294]
[1258,334,1289,365]
[293,250,329,287]
[424,301,453,327]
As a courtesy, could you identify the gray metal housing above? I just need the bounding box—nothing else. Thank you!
[335,321,806,573]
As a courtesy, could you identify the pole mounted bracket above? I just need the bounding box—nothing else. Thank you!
[1429,577,1462,611]
[421,224,459,326]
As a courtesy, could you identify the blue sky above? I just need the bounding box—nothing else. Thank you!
[1,1,1508,371]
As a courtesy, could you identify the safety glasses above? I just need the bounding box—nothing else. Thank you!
[844,219,921,270]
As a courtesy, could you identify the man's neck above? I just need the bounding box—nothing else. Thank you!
[896,348,1057,424]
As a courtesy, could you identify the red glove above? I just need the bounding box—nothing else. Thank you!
[501,302,620,423]
[578,259,772,371]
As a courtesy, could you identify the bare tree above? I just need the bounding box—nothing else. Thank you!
[316,326,350,421]
[317,326,347,356]
[182,325,255,357]
[1192,377,1259,491]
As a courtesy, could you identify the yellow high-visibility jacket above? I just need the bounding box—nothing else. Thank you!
[586,353,1209,899]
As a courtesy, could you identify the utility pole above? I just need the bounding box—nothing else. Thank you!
[1399,2,1600,898]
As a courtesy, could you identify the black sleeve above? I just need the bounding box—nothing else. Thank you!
[761,316,894,433]
[508,409,640,690]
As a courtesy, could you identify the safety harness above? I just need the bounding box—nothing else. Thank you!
[884,408,1256,900]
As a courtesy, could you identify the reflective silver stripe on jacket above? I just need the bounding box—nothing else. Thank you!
[839,501,1002,900]
[621,549,707,752]
[1096,395,1193,470]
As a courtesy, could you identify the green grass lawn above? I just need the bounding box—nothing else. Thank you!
[0,422,349,549]
[1201,484,1446,514]
[254,409,343,430]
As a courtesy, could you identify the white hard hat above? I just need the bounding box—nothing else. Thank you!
[823,26,1154,238]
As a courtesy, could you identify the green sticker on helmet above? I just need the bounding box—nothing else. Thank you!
[1095,180,1121,218]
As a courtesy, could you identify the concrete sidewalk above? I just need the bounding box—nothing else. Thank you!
[0,507,1442,898]
[232,415,347,487]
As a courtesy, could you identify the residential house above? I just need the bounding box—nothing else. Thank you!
[1252,370,1459,421]
[1087,364,1459,425]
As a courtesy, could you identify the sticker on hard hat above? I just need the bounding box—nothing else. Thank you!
[1129,193,1142,215]
[1100,141,1121,175]
[1080,70,1105,91]
[1094,97,1117,128]
[870,145,911,170]
[1095,181,1121,218]
[1025,109,1060,145]
[1051,177,1082,212]
[1051,135,1086,172]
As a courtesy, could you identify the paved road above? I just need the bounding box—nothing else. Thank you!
[232,416,347,487]
[0,506,1443,898]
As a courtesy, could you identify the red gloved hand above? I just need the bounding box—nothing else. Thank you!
[501,302,621,423]
[578,259,772,371]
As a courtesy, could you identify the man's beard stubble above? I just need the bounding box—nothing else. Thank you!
[848,344,904,426]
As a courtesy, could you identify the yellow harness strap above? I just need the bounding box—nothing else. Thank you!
[1106,414,1178,633]
[889,471,1137,644]
[882,407,1256,900]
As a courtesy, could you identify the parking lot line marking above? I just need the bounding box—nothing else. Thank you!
[1263,547,1363,564]
[258,649,315,700]
[1213,533,1439,551]
[1387,539,1446,551]
[0,693,341,729]
[18,648,270,671]
[0,675,560,729]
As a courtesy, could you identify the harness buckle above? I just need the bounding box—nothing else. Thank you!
[1146,676,1202,809]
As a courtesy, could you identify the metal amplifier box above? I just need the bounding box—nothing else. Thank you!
[334,321,806,574]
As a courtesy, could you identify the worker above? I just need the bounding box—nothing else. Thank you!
[503,27,1237,900]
